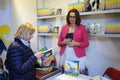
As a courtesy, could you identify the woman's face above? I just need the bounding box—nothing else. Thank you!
[23,31,34,41]
[69,12,76,24]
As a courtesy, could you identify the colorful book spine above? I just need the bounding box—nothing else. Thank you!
[68,2,86,12]
[105,22,120,34]
[37,8,53,16]
[105,0,120,9]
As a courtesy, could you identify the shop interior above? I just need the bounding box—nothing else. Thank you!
[0,0,120,80]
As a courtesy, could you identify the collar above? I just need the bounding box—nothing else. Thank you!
[20,38,30,47]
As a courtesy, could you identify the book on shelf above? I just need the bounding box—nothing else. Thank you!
[64,60,79,77]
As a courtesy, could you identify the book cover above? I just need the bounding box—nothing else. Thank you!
[37,48,54,67]
[35,47,48,53]
[64,60,79,77]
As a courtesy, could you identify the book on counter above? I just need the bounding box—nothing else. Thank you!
[64,60,79,77]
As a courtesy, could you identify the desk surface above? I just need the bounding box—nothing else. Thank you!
[53,74,111,80]
[53,74,92,80]
[36,68,61,80]
[36,68,110,80]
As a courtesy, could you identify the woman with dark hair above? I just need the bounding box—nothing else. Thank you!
[58,9,89,75]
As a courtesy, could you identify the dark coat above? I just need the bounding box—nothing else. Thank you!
[5,38,37,80]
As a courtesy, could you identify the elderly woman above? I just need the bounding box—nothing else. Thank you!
[5,23,44,80]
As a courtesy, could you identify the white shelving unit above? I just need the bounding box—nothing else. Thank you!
[37,9,120,38]
[84,9,120,38]
[89,34,120,38]
[37,15,62,36]
[37,15,63,19]
[38,33,120,38]
[80,9,120,15]
[38,33,59,37]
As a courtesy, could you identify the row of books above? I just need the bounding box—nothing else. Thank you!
[37,8,55,16]
[105,22,120,34]
[104,0,120,10]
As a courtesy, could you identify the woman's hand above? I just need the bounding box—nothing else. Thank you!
[34,52,44,59]
[68,40,80,47]
[62,38,72,45]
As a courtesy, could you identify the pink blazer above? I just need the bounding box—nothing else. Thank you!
[58,24,89,58]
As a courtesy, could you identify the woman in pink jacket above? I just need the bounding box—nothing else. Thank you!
[58,9,89,75]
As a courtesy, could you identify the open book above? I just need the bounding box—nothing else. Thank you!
[36,47,54,67]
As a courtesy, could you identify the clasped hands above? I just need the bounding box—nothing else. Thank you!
[62,38,79,47]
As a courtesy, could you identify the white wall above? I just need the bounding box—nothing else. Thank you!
[87,38,120,76]
[11,0,37,51]
[38,0,120,76]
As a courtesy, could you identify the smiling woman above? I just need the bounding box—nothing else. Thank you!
[0,0,8,9]
[58,9,89,75]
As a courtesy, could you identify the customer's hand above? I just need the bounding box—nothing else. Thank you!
[43,58,51,66]
[34,52,44,59]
